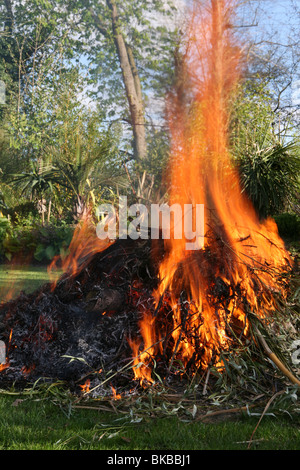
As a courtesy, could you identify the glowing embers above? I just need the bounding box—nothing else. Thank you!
[111,385,121,400]
[80,379,91,394]
[0,329,12,372]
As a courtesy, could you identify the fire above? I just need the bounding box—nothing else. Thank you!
[80,379,91,393]
[111,385,121,400]
[48,214,114,289]
[21,364,36,376]
[0,329,13,372]
[129,312,157,386]
[0,363,9,372]
[131,0,291,384]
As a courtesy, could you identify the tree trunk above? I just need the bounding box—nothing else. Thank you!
[105,0,147,168]
[47,197,52,223]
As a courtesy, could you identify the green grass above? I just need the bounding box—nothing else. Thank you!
[0,264,61,302]
[0,394,299,450]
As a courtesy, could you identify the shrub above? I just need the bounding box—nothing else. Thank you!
[2,225,38,262]
[0,216,12,259]
[9,202,39,224]
[274,213,300,241]
[236,142,300,220]
[1,223,74,263]
[33,224,74,262]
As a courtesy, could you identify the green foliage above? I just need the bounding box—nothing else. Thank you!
[0,133,27,213]
[0,216,11,258]
[33,224,74,262]
[3,59,126,219]
[9,202,38,224]
[51,110,126,205]
[2,225,37,261]
[0,0,179,214]
[1,222,74,263]
[230,80,300,219]
[10,161,59,198]
[230,80,275,156]
[274,213,300,241]
[0,190,9,215]
[0,0,76,80]
[237,141,300,219]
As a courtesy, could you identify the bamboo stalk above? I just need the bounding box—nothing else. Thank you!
[254,326,300,387]
[197,402,261,423]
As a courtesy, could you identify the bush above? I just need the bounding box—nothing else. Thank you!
[1,223,74,263]
[2,225,37,262]
[0,216,12,258]
[274,213,300,241]
[33,224,74,262]
[9,202,39,224]
[236,142,300,220]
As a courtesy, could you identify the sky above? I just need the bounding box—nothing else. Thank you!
[242,0,300,110]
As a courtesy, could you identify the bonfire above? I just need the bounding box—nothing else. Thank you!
[0,0,299,420]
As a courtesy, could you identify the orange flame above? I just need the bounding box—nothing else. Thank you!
[21,364,36,376]
[129,312,158,386]
[0,329,13,372]
[0,363,8,372]
[131,0,291,383]
[79,379,91,393]
[111,385,121,400]
[48,215,114,289]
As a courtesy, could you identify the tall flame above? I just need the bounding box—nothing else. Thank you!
[131,0,291,384]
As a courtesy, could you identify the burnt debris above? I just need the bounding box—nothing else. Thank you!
[0,238,158,392]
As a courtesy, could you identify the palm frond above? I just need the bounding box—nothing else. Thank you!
[237,140,300,219]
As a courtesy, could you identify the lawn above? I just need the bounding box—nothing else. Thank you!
[0,393,299,450]
[0,264,61,302]
[0,264,299,451]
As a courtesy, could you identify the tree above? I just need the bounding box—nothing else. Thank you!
[77,0,181,201]
[236,0,300,139]
[10,160,58,224]
[0,0,182,204]
[7,61,128,221]
[0,0,76,116]
[0,0,81,197]
[52,127,127,221]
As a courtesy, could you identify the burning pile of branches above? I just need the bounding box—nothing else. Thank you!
[0,0,299,405]
[0,230,298,399]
